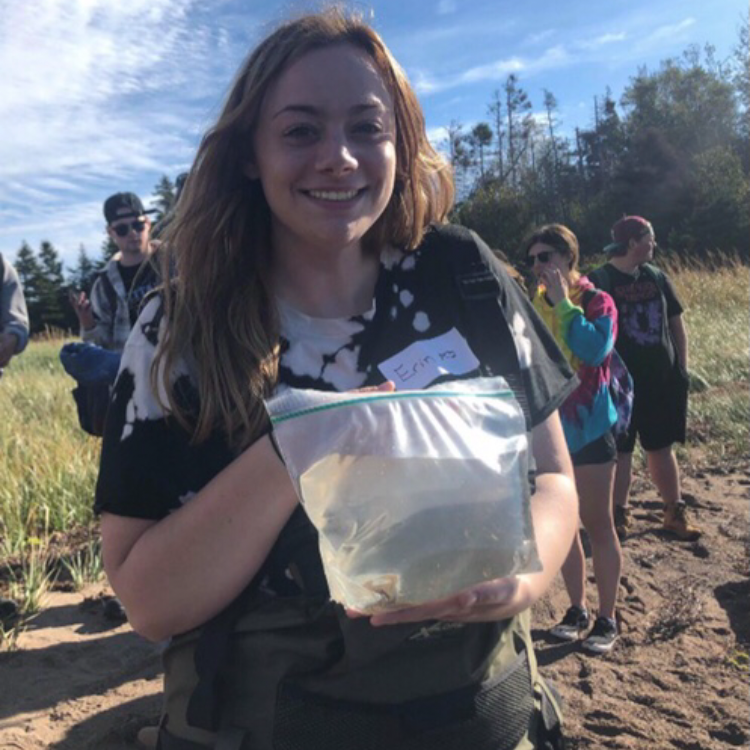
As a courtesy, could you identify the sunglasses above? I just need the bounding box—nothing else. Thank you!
[111,219,147,237]
[526,250,554,267]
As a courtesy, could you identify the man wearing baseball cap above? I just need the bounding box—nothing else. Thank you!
[60,192,162,623]
[589,216,700,542]
[69,192,160,351]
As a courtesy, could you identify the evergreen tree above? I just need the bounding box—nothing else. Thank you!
[37,241,68,332]
[487,90,506,182]
[467,123,493,182]
[153,175,176,221]
[68,244,100,294]
[732,19,749,165]
[503,74,532,187]
[101,235,118,261]
[444,120,472,199]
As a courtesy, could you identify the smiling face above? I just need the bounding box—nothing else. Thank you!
[247,43,397,260]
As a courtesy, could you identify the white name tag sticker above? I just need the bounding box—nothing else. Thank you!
[377,328,480,390]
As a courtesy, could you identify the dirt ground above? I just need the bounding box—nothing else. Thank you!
[0,463,747,749]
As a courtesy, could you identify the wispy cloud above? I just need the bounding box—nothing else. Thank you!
[577,31,627,50]
[0,0,249,262]
[426,125,449,148]
[411,12,698,99]
[525,29,556,45]
[642,17,696,45]
[414,45,570,94]
[437,0,458,14]
[388,16,518,67]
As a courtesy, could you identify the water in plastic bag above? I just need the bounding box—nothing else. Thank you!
[267,377,540,613]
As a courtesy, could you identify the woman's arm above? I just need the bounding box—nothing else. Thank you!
[367,409,578,626]
[564,304,615,366]
[541,270,614,366]
[101,434,298,642]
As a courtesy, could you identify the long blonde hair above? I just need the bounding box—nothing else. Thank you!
[156,8,454,450]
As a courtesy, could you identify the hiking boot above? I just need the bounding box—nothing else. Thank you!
[663,501,702,541]
[614,505,631,541]
[549,605,590,641]
[0,596,19,627]
[582,616,619,654]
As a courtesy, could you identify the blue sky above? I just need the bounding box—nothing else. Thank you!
[1,0,744,268]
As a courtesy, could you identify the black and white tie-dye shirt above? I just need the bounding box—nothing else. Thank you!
[95,225,576,597]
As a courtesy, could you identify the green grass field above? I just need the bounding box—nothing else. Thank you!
[0,260,748,633]
[667,260,749,466]
[0,339,101,560]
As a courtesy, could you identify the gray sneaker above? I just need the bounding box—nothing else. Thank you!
[582,616,619,654]
[550,605,590,641]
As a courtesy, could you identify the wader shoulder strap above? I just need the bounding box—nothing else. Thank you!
[425,226,532,428]
[186,583,259,731]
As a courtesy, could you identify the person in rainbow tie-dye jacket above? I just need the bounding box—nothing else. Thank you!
[524,223,622,655]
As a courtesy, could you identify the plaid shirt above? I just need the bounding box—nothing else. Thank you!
[82,254,159,352]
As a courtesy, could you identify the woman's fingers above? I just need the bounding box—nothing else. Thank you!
[353,380,396,394]
[369,592,474,626]
[368,577,521,626]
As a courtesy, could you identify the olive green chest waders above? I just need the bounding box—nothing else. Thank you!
[157,593,563,750]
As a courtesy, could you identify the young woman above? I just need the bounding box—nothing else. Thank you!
[96,11,578,748]
[524,224,622,654]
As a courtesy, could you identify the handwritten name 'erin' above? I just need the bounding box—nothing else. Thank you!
[392,349,458,383]
[377,329,479,390]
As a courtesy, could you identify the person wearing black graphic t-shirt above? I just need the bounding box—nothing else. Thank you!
[589,216,700,542]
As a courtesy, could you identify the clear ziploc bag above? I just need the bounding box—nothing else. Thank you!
[265,376,541,614]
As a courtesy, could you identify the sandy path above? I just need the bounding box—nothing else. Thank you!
[1,467,747,749]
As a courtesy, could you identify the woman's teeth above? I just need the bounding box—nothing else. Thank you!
[307,189,359,201]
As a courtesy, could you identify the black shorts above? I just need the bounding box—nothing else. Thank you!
[571,430,617,467]
[617,363,688,453]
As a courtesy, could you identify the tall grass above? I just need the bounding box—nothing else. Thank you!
[668,258,749,464]
[0,339,100,558]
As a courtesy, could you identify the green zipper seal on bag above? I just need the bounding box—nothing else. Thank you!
[270,389,515,425]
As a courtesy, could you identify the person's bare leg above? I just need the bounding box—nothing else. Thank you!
[558,532,586,611]
[613,451,633,510]
[575,462,621,620]
[648,444,701,539]
[646,445,680,506]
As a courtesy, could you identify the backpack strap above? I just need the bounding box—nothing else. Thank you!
[587,264,613,295]
[425,226,532,428]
